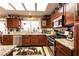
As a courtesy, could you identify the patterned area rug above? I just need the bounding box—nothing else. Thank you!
[13,47,46,56]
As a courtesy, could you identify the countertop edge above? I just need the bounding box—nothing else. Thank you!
[55,39,74,50]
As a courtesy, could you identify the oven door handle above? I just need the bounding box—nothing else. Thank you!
[48,37,55,42]
[48,39,54,44]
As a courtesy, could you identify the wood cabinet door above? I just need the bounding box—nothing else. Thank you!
[3,35,13,45]
[55,47,68,56]
[12,19,20,28]
[0,35,2,43]
[31,35,39,45]
[51,6,63,21]
[74,25,79,56]
[22,35,31,46]
[55,41,73,56]
[46,19,52,28]
[7,18,20,28]
[64,3,76,26]
[77,27,79,55]
[7,18,13,28]
[41,15,52,28]
[39,35,48,46]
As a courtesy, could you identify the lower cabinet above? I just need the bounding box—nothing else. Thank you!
[2,35,13,45]
[31,35,40,45]
[22,35,31,46]
[22,35,48,46]
[55,41,73,56]
[0,35,2,43]
[39,35,48,45]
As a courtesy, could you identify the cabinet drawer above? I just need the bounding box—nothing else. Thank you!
[56,42,73,56]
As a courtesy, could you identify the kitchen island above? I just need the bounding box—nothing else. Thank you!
[1,32,54,46]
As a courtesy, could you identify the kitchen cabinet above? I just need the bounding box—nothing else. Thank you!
[41,15,52,28]
[31,35,48,46]
[22,35,31,46]
[51,6,64,27]
[31,35,40,45]
[22,35,48,46]
[64,3,76,26]
[74,25,79,56]
[76,3,79,21]
[2,35,13,45]
[51,6,64,20]
[39,35,48,45]
[7,18,20,28]
[55,41,73,56]
[41,19,52,28]
[0,35,2,44]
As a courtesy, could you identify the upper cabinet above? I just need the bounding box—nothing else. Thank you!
[51,3,77,27]
[41,15,52,28]
[7,18,21,28]
[75,3,79,22]
[50,5,64,28]
[64,3,76,26]
[51,6,64,21]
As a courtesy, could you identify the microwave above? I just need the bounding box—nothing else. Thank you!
[53,15,64,27]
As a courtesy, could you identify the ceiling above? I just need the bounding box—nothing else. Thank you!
[0,3,59,16]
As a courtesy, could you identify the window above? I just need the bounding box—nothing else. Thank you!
[21,20,41,33]
[0,18,6,35]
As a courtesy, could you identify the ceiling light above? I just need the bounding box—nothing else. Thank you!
[0,3,14,10]
[24,3,35,11]
[10,3,25,10]
[37,3,48,11]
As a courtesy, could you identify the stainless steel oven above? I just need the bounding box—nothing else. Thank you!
[53,15,64,27]
[47,36,55,55]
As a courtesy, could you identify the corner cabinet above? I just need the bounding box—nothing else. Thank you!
[2,35,13,45]
[55,41,73,56]
[41,15,52,28]
[7,18,21,28]
[51,5,64,19]
[64,3,76,26]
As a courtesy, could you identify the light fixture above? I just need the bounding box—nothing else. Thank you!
[10,3,25,10]
[37,3,48,11]
[24,3,35,11]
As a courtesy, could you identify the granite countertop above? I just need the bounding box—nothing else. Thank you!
[55,39,74,50]
[0,45,16,56]
[4,32,53,36]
